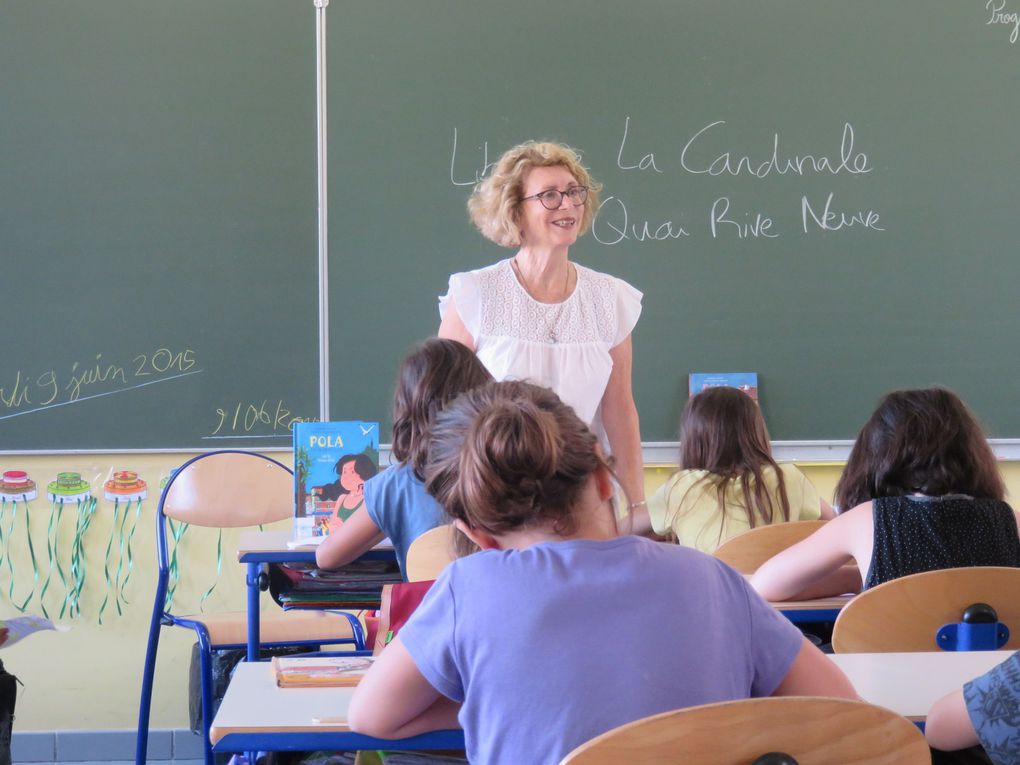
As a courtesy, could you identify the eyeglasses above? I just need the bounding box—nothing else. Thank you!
[521,186,588,210]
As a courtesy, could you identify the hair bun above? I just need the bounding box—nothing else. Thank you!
[472,399,561,481]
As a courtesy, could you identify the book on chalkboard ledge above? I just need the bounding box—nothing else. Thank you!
[292,421,380,545]
[689,372,759,401]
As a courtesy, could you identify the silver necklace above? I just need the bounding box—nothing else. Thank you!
[512,258,574,344]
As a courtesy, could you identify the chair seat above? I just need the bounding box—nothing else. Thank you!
[177,609,358,647]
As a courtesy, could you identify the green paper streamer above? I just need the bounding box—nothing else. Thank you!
[111,498,132,615]
[66,497,97,620]
[38,503,59,619]
[198,528,223,612]
[51,502,69,618]
[98,499,121,625]
[4,500,18,609]
[15,498,40,612]
[165,518,189,611]
[118,497,143,603]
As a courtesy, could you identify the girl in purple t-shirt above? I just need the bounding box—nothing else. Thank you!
[348,381,855,764]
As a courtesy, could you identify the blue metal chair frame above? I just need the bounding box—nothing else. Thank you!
[135,450,366,765]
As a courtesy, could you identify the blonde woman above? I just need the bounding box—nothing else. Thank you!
[439,141,645,508]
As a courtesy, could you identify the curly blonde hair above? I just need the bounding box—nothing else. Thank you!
[467,141,603,248]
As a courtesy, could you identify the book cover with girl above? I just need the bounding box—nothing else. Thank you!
[293,421,379,543]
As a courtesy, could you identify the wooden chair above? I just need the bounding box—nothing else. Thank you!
[135,450,366,765]
[405,524,457,582]
[713,520,827,574]
[559,696,929,765]
[832,566,1020,653]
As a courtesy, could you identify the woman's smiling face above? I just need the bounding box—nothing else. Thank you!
[517,165,583,250]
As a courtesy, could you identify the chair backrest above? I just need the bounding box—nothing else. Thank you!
[713,520,827,574]
[559,696,929,765]
[832,566,1020,653]
[160,450,293,528]
[405,525,457,582]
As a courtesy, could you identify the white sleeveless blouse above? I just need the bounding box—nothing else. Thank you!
[439,259,642,429]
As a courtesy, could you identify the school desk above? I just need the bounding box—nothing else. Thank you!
[829,650,1012,722]
[769,594,853,624]
[210,650,1011,753]
[237,530,396,661]
[209,660,464,753]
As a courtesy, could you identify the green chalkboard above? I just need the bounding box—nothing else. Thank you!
[4,1,1020,450]
[327,0,1020,441]
[0,0,319,450]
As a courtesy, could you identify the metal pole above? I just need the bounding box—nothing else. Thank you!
[315,0,329,422]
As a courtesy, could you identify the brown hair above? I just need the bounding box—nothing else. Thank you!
[467,141,603,248]
[673,387,790,544]
[834,387,1005,510]
[425,381,600,537]
[390,338,492,481]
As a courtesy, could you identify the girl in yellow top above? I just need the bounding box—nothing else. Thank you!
[643,387,835,553]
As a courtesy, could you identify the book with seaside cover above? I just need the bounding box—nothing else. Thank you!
[271,655,375,688]
[688,372,759,401]
[293,421,380,545]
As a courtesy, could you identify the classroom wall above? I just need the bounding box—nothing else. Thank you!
[0,453,291,732]
[3,452,1020,732]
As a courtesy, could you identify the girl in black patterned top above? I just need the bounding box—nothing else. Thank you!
[751,387,1020,600]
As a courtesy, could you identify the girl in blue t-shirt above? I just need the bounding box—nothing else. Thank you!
[315,338,491,577]
[348,381,855,765]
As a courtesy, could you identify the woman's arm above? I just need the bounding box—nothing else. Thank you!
[750,506,868,600]
[315,508,386,570]
[770,638,857,699]
[925,688,980,752]
[602,335,645,511]
[437,298,475,349]
[819,498,837,520]
[348,636,461,739]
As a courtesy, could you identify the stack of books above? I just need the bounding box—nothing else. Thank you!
[275,560,403,611]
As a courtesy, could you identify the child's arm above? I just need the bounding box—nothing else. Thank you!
[348,636,461,738]
[925,688,979,752]
[770,638,857,699]
[315,508,386,570]
[750,505,868,600]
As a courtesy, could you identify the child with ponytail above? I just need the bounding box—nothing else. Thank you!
[348,381,854,764]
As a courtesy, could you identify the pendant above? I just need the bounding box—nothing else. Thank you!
[548,332,557,344]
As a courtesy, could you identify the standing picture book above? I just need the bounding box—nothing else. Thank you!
[689,372,759,401]
[271,655,375,688]
[293,421,379,545]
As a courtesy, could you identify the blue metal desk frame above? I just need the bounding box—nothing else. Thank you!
[237,530,395,661]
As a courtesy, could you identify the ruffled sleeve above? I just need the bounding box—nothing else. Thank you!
[613,277,643,346]
[438,271,482,339]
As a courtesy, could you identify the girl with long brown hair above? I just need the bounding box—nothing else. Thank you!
[315,338,491,577]
[752,387,1020,600]
[639,386,833,552]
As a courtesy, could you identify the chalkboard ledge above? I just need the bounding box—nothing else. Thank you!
[642,440,1020,466]
[8,440,1020,463]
